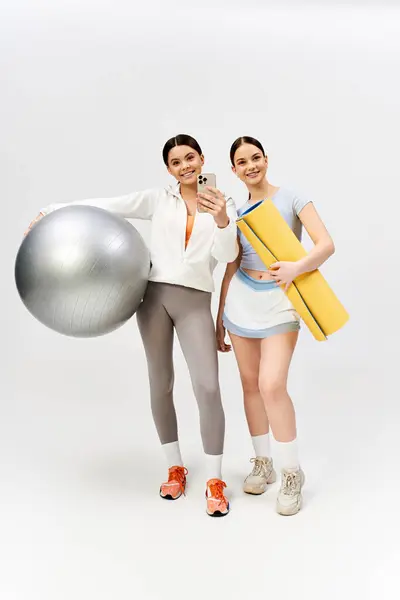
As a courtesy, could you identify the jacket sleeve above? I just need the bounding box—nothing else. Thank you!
[40,188,160,220]
[211,196,239,263]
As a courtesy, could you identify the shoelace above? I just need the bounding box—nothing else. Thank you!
[167,466,188,495]
[208,480,227,506]
[282,472,299,496]
[250,457,268,477]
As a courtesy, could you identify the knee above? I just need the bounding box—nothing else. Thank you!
[240,373,260,396]
[194,377,221,407]
[149,371,174,398]
[259,376,286,402]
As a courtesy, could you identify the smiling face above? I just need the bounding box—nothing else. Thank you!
[167,145,204,186]
[231,143,268,187]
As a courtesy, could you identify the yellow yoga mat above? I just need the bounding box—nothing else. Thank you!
[236,200,349,342]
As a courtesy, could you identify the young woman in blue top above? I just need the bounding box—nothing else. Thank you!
[216,136,335,515]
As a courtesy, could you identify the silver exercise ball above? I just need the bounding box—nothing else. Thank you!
[15,205,150,337]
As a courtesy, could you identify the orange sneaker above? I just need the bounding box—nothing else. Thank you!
[160,466,188,500]
[206,478,230,517]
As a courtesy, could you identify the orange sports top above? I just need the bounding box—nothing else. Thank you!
[185,215,195,248]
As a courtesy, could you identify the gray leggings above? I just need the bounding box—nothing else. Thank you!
[136,282,225,456]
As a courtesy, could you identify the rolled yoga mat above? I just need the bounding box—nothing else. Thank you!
[236,200,349,342]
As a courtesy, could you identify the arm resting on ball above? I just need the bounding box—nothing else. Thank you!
[40,188,161,220]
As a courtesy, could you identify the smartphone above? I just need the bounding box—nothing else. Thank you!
[197,173,217,213]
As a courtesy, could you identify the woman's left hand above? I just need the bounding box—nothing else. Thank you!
[197,187,230,228]
[268,261,301,291]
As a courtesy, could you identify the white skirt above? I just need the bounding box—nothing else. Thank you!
[222,268,300,339]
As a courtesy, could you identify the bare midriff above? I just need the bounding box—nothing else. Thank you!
[242,268,274,281]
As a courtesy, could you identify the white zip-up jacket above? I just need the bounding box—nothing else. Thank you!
[41,184,239,293]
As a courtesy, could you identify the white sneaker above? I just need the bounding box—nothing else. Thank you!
[243,457,276,495]
[276,468,305,516]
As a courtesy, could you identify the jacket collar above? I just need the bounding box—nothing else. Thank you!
[166,183,182,199]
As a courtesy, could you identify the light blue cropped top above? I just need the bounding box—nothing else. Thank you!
[237,187,311,272]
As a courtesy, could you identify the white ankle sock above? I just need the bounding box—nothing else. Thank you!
[205,454,223,482]
[252,433,271,458]
[275,438,300,471]
[162,441,183,468]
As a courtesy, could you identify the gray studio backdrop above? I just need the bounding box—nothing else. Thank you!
[1,2,399,598]
[2,0,398,488]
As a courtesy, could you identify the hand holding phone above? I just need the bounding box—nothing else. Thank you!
[197,173,217,213]
[197,173,230,228]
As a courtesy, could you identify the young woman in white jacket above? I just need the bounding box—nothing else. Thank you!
[26,134,238,517]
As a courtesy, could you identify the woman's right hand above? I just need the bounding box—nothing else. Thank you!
[24,212,45,236]
[216,319,231,353]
